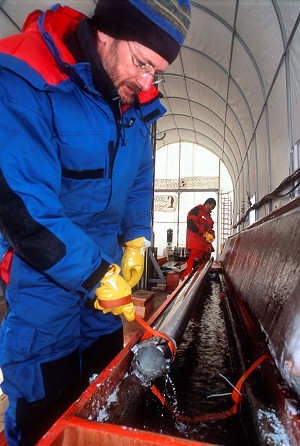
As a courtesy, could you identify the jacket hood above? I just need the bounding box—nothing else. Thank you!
[0,4,161,105]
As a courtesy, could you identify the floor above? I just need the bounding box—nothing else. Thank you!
[0,288,169,435]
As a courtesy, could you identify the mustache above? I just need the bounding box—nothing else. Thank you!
[121,79,142,95]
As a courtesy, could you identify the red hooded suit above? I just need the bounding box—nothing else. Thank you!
[182,204,215,278]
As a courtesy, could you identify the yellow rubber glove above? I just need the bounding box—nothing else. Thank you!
[121,237,149,288]
[94,264,135,322]
[203,232,215,243]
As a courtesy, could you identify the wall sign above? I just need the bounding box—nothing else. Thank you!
[154,194,178,212]
[155,176,219,190]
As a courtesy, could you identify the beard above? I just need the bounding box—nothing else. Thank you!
[117,79,142,104]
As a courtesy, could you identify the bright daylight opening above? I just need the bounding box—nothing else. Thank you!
[153,142,233,257]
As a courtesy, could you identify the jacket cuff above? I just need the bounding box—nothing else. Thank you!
[79,259,110,296]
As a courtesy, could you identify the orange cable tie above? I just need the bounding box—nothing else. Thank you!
[151,385,177,416]
[231,353,270,404]
[150,353,271,423]
[135,313,177,359]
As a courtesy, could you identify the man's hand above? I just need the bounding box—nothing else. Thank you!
[121,237,149,288]
[94,264,135,322]
[203,232,215,243]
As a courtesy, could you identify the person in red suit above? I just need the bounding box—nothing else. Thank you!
[181,198,216,280]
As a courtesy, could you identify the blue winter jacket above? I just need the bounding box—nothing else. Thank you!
[0,3,166,397]
[0,4,165,291]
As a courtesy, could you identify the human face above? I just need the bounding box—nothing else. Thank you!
[127,42,165,85]
[100,37,169,104]
[207,203,216,214]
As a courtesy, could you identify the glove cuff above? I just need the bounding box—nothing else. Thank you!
[104,264,120,277]
[125,237,145,248]
[125,237,151,248]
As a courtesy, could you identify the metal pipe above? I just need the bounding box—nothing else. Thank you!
[131,259,213,383]
[152,258,213,342]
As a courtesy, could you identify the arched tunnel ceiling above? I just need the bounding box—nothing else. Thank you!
[0,1,300,190]
[157,0,300,189]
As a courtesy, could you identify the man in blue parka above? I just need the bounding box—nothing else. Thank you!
[0,0,191,444]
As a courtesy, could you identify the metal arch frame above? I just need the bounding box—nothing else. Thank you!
[157,105,242,188]
[272,0,293,168]
[155,130,237,192]
[0,5,21,31]
[184,3,260,210]
[157,112,240,185]
[155,133,237,217]
[160,57,251,169]
[158,70,250,200]
[190,1,268,204]
[157,102,243,177]
[159,55,257,207]
[159,74,249,170]
[157,0,296,223]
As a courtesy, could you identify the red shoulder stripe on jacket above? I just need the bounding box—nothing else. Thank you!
[0,6,83,85]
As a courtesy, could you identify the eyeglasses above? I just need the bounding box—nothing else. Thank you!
[127,41,164,85]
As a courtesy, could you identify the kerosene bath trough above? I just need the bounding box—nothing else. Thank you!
[35,262,216,446]
[33,199,300,446]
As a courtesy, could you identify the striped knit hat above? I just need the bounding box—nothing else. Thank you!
[92,0,191,63]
